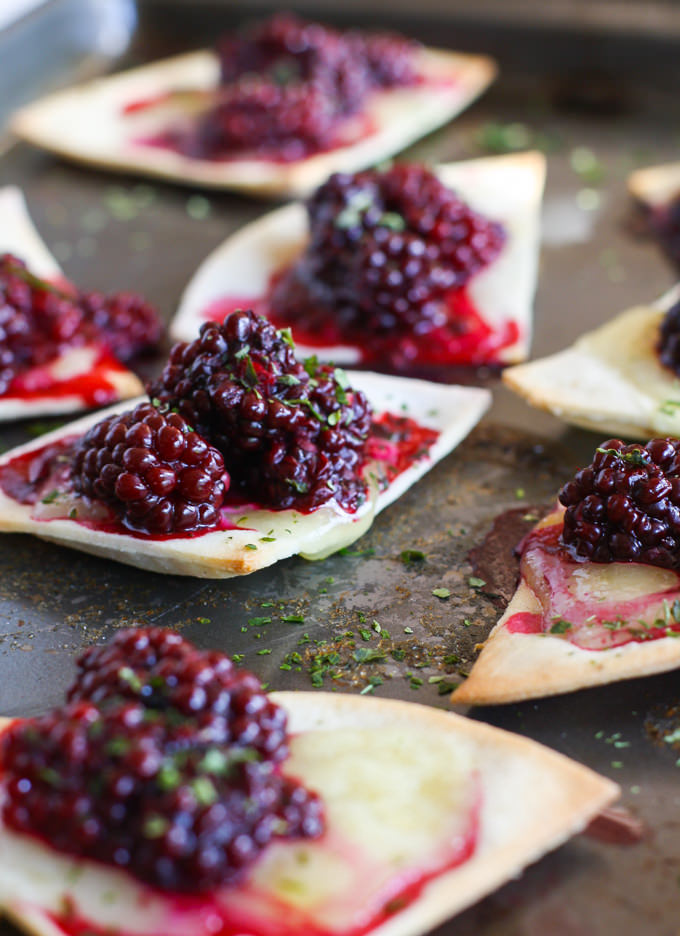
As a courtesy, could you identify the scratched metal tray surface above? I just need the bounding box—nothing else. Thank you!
[1,1,680,933]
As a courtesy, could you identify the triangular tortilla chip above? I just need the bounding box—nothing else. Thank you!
[11,48,496,198]
[0,186,144,420]
[0,693,618,936]
[172,151,546,367]
[503,284,680,439]
[452,510,680,705]
[0,374,489,577]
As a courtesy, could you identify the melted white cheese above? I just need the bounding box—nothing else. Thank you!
[0,724,474,935]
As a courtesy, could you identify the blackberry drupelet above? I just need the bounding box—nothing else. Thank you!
[271,164,506,339]
[148,310,372,512]
[0,628,323,894]
[71,402,227,536]
[559,437,680,567]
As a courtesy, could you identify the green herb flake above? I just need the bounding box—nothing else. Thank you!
[660,399,680,416]
[248,616,272,627]
[437,680,459,695]
[190,777,218,806]
[359,628,372,641]
[157,762,181,791]
[400,549,426,565]
[468,576,486,589]
[353,647,386,664]
[596,446,650,467]
[197,617,211,625]
[143,814,169,839]
[118,666,143,693]
[360,676,384,695]
[282,614,305,624]
[432,587,451,599]
[550,618,573,634]
[256,648,272,656]
[379,211,406,231]
[41,490,60,505]
[244,543,258,551]
[39,766,61,787]
[106,737,132,757]
[403,626,414,635]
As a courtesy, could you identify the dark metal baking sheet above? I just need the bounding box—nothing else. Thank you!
[1,1,680,933]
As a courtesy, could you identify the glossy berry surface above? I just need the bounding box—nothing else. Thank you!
[559,438,680,567]
[0,254,162,394]
[71,402,228,536]
[191,14,419,159]
[0,627,324,894]
[270,164,506,340]
[148,310,372,512]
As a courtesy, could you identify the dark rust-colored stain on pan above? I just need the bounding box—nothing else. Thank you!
[467,503,553,608]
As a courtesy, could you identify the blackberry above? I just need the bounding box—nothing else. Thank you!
[71,402,227,536]
[271,164,506,340]
[148,310,372,512]
[0,253,87,394]
[190,14,418,159]
[195,79,338,162]
[1,628,323,894]
[559,438,680,567]
[0,254,162,394]
[80,291,163,361]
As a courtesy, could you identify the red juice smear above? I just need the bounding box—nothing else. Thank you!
[506,612,543,635]
[507,520,680,650]
[135,114,376,166]
[3,351,127,408]
[202,277,518,374]
[48,798,478,936]
[0,410,438,533]
[366,413,438,485]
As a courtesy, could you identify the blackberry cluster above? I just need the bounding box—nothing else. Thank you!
[193,14,418,159]
[559,438,680,567]
[71,402,227,536]
[0,254,162,394]
[271,164,506,339]
[148,310,372,512]
[0,628,323,894]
